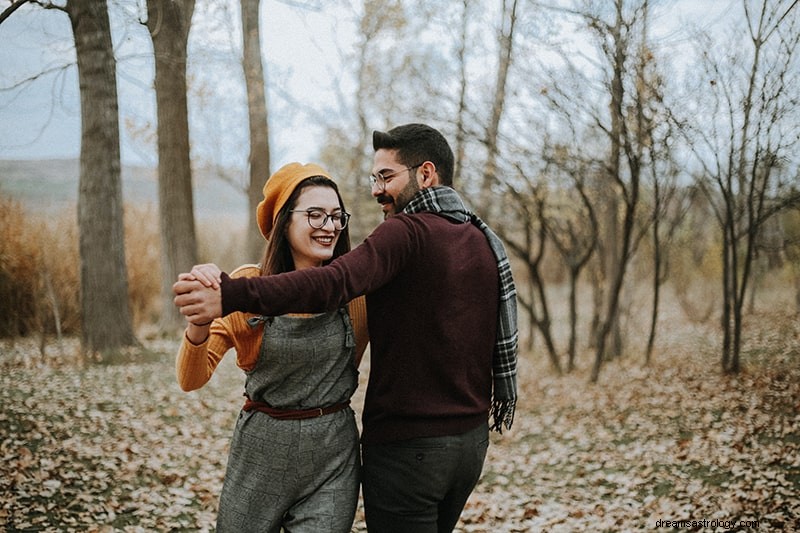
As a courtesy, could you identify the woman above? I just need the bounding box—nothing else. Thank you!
[175,162,368,532]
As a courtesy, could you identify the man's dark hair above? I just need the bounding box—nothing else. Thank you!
[372,123,454,186]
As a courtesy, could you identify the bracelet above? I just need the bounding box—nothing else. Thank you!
[193,319,214,327]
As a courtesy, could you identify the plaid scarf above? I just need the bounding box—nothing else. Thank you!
[403,186,518,432]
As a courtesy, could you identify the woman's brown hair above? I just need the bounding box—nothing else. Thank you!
[259,176,351,276]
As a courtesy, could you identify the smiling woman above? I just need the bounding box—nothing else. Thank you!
[173,161,369,532]
[285,185,351,270]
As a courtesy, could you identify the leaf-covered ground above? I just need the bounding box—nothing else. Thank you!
[1,312,798,532]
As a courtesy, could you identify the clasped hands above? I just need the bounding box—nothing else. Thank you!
[173,263,225,326]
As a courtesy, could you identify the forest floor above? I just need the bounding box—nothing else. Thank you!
[1,310,798,532]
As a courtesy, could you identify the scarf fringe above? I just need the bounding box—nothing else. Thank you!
[490,399,516,434]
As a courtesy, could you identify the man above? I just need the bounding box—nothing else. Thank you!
[174,123,518,533]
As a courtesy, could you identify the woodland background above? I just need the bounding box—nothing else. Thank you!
[1,0,800,530]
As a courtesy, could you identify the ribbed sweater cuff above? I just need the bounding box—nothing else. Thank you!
[221,272,244,317]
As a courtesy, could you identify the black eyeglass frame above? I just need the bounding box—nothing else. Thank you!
[289,208,351,230]
[369,163,424,189]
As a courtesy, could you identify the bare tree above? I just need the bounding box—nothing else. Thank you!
[643,175,692,365]
[452,0,471,186]
[65,0,138,357]
[627,10,687,366]
[480,0,519,216]
[241,0,270,262]
[532,1,664,381]
[145,0,197,332]
[498,175,563,374]
[317,0,410,242]
[542,147,599,372]
[0,0,138,358]
[678,0,800,373]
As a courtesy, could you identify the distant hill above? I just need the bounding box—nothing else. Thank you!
[0,159,249,226]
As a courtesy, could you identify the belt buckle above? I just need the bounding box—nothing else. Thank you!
[317,407,324,417]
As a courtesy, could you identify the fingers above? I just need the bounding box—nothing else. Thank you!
[190,264,222,289]
[175,296,216,325]
[172,277,223,326]
[173,265,224,330]
[173,279,203,297]
[175,264,222,291]
[185,308,215,326]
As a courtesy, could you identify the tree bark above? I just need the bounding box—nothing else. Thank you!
[66,0,137,357]
[146,0,197,332]
[241,0,271,262]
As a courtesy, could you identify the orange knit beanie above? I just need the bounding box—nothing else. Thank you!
[256,162,333,239]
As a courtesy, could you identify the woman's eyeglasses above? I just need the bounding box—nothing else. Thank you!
[290,208,350,230]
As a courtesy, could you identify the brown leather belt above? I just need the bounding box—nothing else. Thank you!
[242,397,350,420]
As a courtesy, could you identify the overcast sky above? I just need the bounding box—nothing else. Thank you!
[0,0,732,168]
[0,0,353,167]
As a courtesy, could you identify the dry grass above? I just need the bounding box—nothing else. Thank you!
[0,192,254,342]
[0,197,80,338]
[0,195,229,340]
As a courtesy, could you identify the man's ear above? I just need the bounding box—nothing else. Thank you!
[419,161,439,188]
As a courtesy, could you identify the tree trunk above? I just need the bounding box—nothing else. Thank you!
[567,269,579,372]
[721,223,733,371]
[241,0,271,262]
[146,0,197,333]
[480,0,517,215]
[590,0,642,383]
[452,0,470,186]
[66,0,137,357]
[645,207,661,365]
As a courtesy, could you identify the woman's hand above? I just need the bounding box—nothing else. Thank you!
[182,263,223,289]
[173,264,224,326]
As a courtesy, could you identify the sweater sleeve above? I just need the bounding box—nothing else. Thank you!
[175,264,262,391]
[175,320,234,391]
[221,215,417,316]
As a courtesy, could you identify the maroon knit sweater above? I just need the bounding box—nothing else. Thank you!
[221,212,499,444]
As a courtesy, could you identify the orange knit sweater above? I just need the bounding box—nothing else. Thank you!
[175,264,369,392]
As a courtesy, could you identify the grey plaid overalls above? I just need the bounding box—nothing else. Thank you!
[216,308,360,533]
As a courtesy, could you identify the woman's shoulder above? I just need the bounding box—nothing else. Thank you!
[230,264,261,279]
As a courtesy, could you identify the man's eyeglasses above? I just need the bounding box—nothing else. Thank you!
[369,163,424,190]
[289,208,350,230]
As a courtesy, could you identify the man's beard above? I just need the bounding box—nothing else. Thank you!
[381,178,421,218]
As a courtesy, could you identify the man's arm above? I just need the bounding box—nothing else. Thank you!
[221,215,416,316]
[174,215,417,320]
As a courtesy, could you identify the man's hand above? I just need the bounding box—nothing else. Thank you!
[173,269,223,325]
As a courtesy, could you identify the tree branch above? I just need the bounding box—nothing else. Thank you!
[0,0,33,25]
